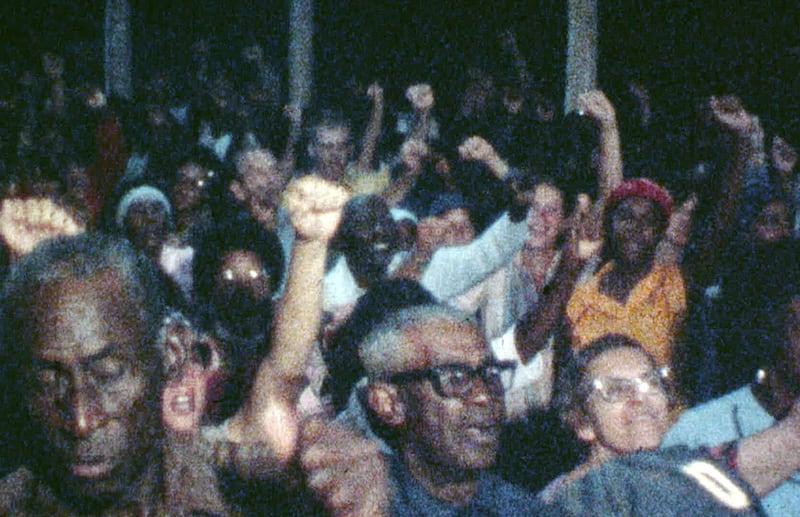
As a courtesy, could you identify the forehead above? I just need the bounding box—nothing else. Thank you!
[315,125,349,145]
[239,149,277,175]
[438,207,471,223]
[533,185,563,209]
[219,249,264,272]
[404,318,489,369]
[29,269,149,364]
[612,197,660,220]
[587,347,653,380]
[128,199,166,214]
[178,162,207,180]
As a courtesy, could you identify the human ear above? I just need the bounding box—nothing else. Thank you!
[575,416,597,443]
[366,382,405,427]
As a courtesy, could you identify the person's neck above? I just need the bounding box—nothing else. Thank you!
[404,448,480,506]
[752,368,800,421]
[601,258,653,303]
[586,444,616,468]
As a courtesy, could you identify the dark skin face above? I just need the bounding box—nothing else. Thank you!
[172,162,213,214]
[212,250,274,337]
[601,197,666,303]
[608,197,664,269]
[24,269,161,510]
[124,200,169,259]
[342,198,399,287]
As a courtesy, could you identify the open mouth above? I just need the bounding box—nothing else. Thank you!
[70,457,114,478]
[169,389,196,415]
[464,423,500,445]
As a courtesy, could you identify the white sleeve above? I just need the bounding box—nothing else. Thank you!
[491,325,554,419]
[421,212,528,301]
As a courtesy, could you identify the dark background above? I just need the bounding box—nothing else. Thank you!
[0,0,797,138]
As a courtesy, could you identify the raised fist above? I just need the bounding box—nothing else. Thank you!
[282,176,350,243]
[405,84,434,111]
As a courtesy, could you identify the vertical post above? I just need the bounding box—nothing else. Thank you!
[104,0,132,99]
[564,0,597,114]
[288,0,314,110]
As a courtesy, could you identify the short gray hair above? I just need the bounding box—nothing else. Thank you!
[0,233,167,374]
[359,304,475,379]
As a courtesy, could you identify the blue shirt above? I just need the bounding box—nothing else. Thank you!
[387,453,541,516]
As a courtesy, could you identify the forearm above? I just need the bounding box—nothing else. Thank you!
[381,168,418,207]
[692,138,748,285]
[409,109,431,143]
[266,238,327,389]
[515,256,582,363]
[421,213,528,300]
[736,413,800,496]
[597,121,624,203]
[229,239,327,454]
[357,97,384,170]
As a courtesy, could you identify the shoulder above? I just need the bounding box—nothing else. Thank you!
[662,387,762,447]
[479,472,540,510]
[544,448,762,517]
[0,467,35,512]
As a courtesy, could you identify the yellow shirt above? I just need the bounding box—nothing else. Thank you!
[566,262,686,366]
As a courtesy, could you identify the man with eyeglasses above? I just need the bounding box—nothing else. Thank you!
[358,304,541,515]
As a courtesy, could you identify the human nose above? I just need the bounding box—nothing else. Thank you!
[463,375,493,406]
[66,376,107,437]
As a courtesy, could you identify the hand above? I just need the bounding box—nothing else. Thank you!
[283,104,304,127]
[366,82,384,102]
[282,176,349,243]
[458,135,497,163]
[664,194,698,248]
[565,194,602,262]
[405,83,434,111]
[771,136,798,177]
[577,90,617,127]
[400,138,429,172]
[709,95,754,137]
[0,197,84,260]
[299,417,389,517]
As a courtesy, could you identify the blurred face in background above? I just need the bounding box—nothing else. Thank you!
[525,183,563,250]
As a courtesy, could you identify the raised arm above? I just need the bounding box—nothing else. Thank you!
[690,95,756,286]
[227,176,349,459]
[381,138,429,207]
[405,83,435,143]
[458,135,511,180]
[355,82,385,171]
[737,396,800,496]
[499,29,533,91]
[577,90,623,203]
[515,194,601,363]
[655,194,698,265]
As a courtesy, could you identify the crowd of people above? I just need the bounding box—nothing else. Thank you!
[0,34,799,516]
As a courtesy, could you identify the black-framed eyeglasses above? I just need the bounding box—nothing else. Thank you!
[388,360,516,399]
